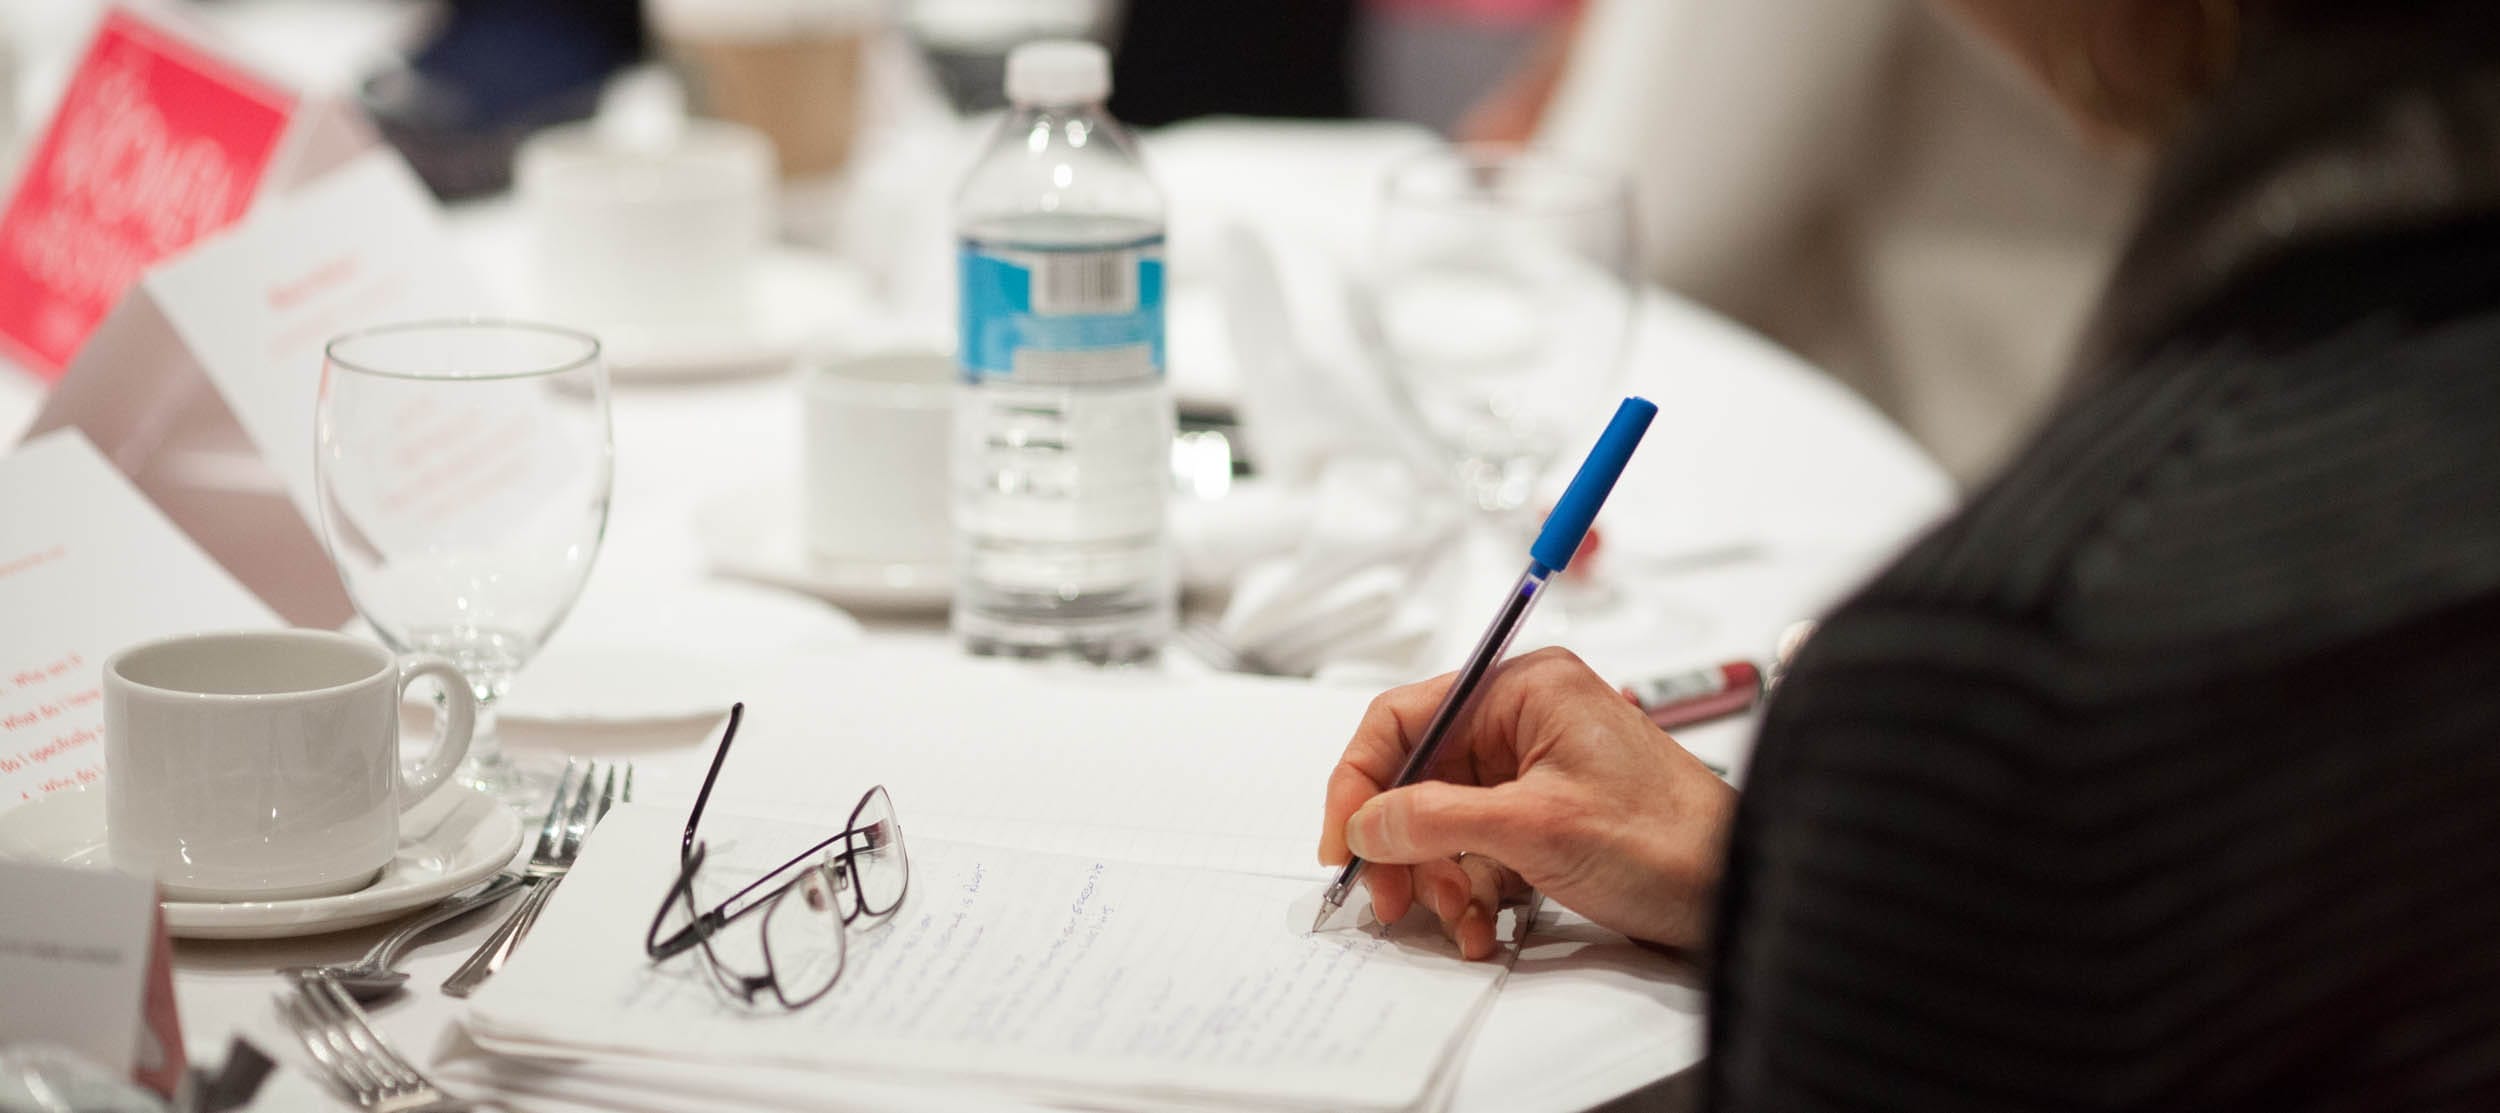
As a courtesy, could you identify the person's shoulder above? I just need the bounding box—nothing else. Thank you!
[1866,294,2500,678]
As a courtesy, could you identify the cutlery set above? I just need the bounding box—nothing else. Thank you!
[277,759,629,1109]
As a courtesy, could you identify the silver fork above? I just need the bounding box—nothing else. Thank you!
[277,872,530,1000]
[279,973,472,1112]
[1175,618,1301,678]
[439,759,631,998]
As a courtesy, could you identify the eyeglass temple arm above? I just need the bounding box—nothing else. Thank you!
[682,703,746,862]
[646,847,729,960]
[647,823,866,959]
[707,824,873,917]
[648,909,727,962]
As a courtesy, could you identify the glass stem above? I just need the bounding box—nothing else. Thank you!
[471,696,503,773]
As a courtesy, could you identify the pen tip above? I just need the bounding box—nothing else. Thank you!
[1309,900,1337,935]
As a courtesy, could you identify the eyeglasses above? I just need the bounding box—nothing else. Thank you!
[643,704,910,1010]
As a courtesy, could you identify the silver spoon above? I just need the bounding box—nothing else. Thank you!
[279,873,530,1001]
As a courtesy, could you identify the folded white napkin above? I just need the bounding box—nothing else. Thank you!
[1168,218,1470,681]
[1205,461,1459,682]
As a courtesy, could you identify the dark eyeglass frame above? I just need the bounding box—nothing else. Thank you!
[642,703,910,1009]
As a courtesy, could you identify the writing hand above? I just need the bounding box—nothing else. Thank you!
[1319,648,1737,959]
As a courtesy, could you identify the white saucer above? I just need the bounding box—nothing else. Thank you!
[594,251,874,382]
[695,486,953,615]
[453,196,872,383]
[0,785,522,939]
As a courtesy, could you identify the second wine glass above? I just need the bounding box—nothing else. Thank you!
[315,320,613,805]
[1371,144,1638,523]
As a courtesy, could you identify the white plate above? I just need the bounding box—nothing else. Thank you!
[0,785,522,939]
[695,486,954,615]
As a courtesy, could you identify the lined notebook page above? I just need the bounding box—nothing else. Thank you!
[468,805,1509,1113]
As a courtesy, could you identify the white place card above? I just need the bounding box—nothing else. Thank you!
[24,148,486,627]
[0,861,158,1079]
[0,431,274,812]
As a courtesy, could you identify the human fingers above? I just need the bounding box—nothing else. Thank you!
[1322,651,1604,867]
[1320,761,1377,867]
[1362,861,1416,926]
[1345,780,1554,876]
[1451,854,1514,960]
[1320,674,1461,867]
[1409,854,1515,959]
[1408,856,1475,924]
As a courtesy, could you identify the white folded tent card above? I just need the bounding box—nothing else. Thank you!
[23,150,486,627]
[0,430,276,812]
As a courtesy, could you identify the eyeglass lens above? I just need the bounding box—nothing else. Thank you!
[760,869,850,1008]
[654,783,907,1010]
[846,784,910,921]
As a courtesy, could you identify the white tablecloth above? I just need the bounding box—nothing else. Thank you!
[0,267,1948,1111]
[0,48,1954,1106]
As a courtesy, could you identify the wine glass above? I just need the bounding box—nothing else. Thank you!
[315,320,613,805]
[1370,145,1638,525]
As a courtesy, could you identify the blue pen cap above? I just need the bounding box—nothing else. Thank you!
[1530,397,1659,573]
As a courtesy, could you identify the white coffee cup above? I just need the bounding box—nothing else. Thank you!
[103,629,476,901]
[803,350,955,565]
[516,114,776,343]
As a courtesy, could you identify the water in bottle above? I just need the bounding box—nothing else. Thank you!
[953,39,1174,663]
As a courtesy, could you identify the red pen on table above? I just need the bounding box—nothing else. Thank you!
[1621,661,1765,729]
[1620,621,1818,731]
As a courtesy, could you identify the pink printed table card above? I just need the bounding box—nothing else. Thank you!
[0,8,294,381]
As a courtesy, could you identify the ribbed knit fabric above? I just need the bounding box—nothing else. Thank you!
[1704,6,2500,1110]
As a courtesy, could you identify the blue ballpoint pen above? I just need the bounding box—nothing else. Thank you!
[1312,396,1661,933]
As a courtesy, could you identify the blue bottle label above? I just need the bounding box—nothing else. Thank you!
[959,236,1166,384]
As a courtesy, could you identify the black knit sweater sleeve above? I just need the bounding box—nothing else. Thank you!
[1702,210,2500,1110]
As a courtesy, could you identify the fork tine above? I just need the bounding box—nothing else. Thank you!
[276,992,344,1096]
[534,760,583,862]
[282,984,383,1105]
[300,983,404,1100]
[594,764,621,824]
[309,976,426,1092]
[622,763,635,803]
[558,761,602,860]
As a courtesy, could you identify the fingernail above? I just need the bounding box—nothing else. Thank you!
[1346,802,1383,858]
[1433,877,1462,921]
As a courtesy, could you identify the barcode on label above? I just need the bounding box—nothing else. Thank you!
[1031,252,1135,315]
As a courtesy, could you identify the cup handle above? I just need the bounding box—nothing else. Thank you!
[394,656,477,809]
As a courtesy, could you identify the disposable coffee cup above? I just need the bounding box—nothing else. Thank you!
[650,0,878,179]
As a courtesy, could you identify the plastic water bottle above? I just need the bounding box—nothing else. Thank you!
[953,39,1174,663]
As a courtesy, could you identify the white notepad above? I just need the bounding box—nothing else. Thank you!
[466,805,1519,1112]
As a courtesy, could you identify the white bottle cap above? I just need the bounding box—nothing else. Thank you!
[1006,39,1111,105]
